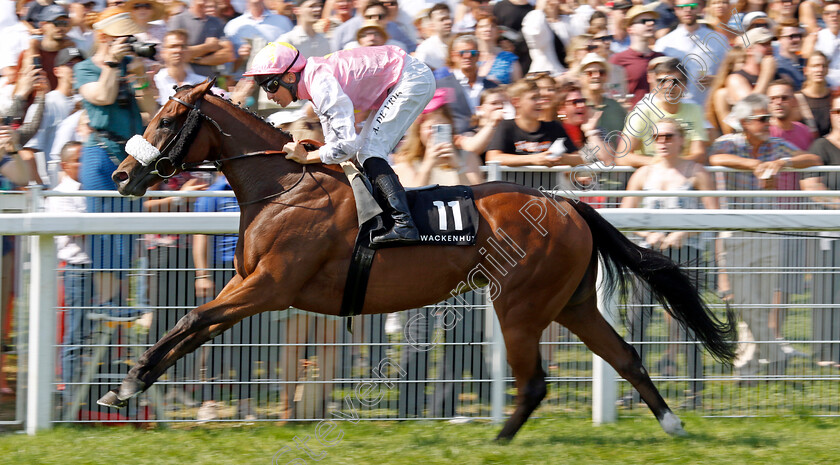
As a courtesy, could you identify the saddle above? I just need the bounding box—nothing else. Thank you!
[294,140,479,321]
[338,161,479,320]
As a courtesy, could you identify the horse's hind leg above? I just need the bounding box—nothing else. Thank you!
[558,294,687,436]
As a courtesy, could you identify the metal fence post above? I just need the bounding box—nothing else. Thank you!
[486,294,506,424]
[486,161,502,183]
[592,261,618,424]
[26,233,57,434]
[484,162,506,423]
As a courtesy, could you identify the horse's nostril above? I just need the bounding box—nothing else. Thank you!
[113,171,129,183]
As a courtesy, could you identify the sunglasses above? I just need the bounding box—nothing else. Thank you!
[258,75,283,93]
[585,68,605,76]
[657,77,681,85]
[655,133,678,142]
[566,98,587,106]
[633,18,656,26]
[133,2,153,9]
[586,44,599,51]
[593,35,612,42]
[458,49,479,58]
[830,108,840,114]
[52,19,70,27]
[782,33,803,39]
[258,48,301,94]
[745,114,771,123]
[365,13,385,20]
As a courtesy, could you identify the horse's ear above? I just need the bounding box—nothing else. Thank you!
[195,76,217,97]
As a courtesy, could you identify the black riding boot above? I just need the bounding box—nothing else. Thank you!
[363,157,420,246]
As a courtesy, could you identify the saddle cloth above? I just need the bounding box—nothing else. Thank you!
[339,166,479,320]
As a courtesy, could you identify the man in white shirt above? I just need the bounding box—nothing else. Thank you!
[414,2,452,69]
[46,141,92,407]
[224,0,294,74]
[653,1,729,106]
[815,0,840,87]
[276,0,330,58]
[154,29,206,105]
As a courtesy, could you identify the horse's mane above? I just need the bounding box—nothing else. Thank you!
[173,84,295,142]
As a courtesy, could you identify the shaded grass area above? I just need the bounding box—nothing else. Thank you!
[1,415,839,464]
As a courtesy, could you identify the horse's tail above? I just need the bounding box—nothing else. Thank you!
[569,200,737,363]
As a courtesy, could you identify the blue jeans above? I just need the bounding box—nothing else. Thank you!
[61,263,92,401]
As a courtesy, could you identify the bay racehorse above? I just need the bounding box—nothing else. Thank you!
[103,79,735,440]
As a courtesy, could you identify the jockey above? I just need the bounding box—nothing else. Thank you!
[244,42,436,246]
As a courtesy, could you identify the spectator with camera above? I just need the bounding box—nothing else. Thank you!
[6,59,48,186]
[168,0,234,78]
[23,47,86,187]
[30,4,77,90]
[75,7,158,323]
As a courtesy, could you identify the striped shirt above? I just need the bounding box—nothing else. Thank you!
[710,133,800,209]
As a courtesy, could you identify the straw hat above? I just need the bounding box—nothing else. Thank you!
[356,20,389,42]
[124,0,167,22]
[92,6,144,36]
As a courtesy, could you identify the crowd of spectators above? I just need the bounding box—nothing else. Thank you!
[1,0,840,420]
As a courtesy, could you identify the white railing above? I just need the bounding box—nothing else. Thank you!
[3,163,840,434]
[3,208,840,434]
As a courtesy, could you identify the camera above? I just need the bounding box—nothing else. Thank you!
[125,35,157,59]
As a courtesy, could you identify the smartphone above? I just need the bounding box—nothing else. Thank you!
[431,123,452,147]
[32,56,41,69]
[1,116,21,127]
[547,137,568,160]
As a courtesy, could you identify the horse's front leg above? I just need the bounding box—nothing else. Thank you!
[98,271,292,407]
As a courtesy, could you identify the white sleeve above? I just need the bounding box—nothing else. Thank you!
[522,11,565,74]
[308,73,359,164]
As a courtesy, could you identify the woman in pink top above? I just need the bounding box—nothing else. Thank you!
[244,42,436,246]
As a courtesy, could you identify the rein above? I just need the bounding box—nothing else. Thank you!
[156,93,310,205]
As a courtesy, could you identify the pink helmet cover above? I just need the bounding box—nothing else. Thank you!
[243,42,307,76]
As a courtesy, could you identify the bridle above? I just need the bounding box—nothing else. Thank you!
[142,91,309,205]
[146,94,231,179]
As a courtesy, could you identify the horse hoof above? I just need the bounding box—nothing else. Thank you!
[97,389,128,409]
[118,378,146,401]
[660,412,688,437]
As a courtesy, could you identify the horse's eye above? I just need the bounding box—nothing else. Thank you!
[160,118,172,128]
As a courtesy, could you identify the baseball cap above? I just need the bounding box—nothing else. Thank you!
[624,4,660,28]
[745,27,775,45]
[611,0,633,10]
[39,4,70,22]
[580,53,608,69]
[55,47,86,66]
[743,11,775,30]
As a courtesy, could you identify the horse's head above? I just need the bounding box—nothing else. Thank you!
[112,78,223,196]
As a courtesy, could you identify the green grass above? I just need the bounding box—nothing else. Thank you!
[1,415,839,464]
